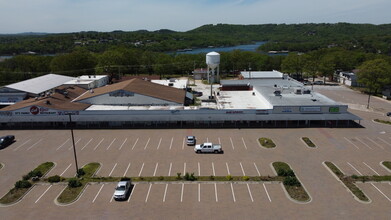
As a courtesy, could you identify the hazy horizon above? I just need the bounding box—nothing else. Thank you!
[1,0,390,34]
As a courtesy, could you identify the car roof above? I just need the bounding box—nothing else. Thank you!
[187,136,195,138]
[117,181,129,186]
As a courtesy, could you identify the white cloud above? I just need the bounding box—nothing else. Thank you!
[0,0,390,33]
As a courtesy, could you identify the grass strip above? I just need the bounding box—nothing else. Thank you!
[258,138,276,148]
[382,161,391,170]
[302,137,316,148]
[0,162,54,205]
[374,119,391,125]
[57,162,100,204]
[324,161,369,202]
[272,162,310,202]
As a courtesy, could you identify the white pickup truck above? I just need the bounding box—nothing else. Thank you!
[194,142,223,154]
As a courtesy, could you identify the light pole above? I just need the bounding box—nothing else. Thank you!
[68,113,79,176]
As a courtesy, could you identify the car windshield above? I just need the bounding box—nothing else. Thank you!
[188,137,194,140]
[116,185,126,191]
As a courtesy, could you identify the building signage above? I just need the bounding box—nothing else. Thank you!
[226,111,243,114]
[300,107,321,112]
[329,107,340,113]
[13,106,59,116]
[0,111,12,116]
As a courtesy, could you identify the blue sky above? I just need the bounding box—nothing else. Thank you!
[0,0,390,33]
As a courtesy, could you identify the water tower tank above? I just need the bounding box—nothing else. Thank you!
[206,52,220,68]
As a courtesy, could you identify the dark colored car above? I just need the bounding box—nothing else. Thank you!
[0,135,15,149]
[387,112,391,117]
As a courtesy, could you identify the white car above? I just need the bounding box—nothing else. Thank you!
[186,136,196,145]
[113,181,131,201]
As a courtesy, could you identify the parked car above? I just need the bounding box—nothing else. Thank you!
[113,181,131,201]
[313,80,324,85]
[186,136,196,146]
[0,135,15,149]
[194,142,223,154]
[387,112,391,117]
[302,80,311,85]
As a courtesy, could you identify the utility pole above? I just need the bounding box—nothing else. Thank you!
[68,114,79,176]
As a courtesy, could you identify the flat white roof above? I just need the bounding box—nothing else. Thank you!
[6,74,75,95]
[216,90,271,109]
[151,79,188,89]
[241,70,283,79]
[86,105,184,111]
[78,75,107,80]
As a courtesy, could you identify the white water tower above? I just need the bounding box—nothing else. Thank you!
[206,52,220,83]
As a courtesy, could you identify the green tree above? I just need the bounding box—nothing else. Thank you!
[281,53,305,79]
[357,59,391,108]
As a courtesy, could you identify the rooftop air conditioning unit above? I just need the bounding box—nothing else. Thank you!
[274,90,281,96]
[294,88,302,95]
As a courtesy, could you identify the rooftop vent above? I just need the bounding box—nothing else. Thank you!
[274,90,281,96]
[303,90,311,94]
[294,88,302,95]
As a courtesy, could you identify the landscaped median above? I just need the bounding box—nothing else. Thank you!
[272,162,310,202]
[374,119,391,125]
[302,137,316,148]
[323,161,369,202]
[56,162,100,204]
[0,162,54,205]
[258,137,276,148]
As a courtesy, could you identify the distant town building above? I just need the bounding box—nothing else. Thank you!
[63,75,109,89]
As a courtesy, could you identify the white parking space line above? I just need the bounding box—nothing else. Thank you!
[198,184,201,202]
[367,137,384,150]
[347,162,363,175]
[110,194,114,203]
[212,162,215,176]
[226,163,231,175]
[181,183,184,202]
[156,138,162,150]
[93,138,104,151]
[242,137,248,150]
[363,162,380,175]
[230,183,236,202]
[214,183,218,202]
[27,138,43,151]
[68,138,81,150]
[218,137,221,145]
[108,163,117,176]
[143,138,150,150]
[81,138,93,151]
[240,162,246,176]
[127,184,136,203]
[168,163,172,176]
[370,183,391,201]
[138,163,145,177]
[106,138,117,150]
[247,184,254,202]
[344,137,359,149]
[163,184,168,202]
[182,137,185,150]
[377,137,391,146]
[60,164,72,176]
[355,137,373,150]
[145,184,152,203]
[13,139,31,151]
[230,137,235,150]
[131,138,139,150]
[263,183,271,202]
[118,138,128,150]
[169,137,173,150]
[183,163,186,174]
[35,185,52,203]
[198,162,200,176]
[92,184,104,203]
[153,163,159,176]
[254,163,261,176]
[206,137,209,142]
[123,163,131,177]
[55,139,69,151]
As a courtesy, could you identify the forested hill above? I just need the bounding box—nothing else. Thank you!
[0,23,391,55]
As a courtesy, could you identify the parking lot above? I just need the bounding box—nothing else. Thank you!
[1,85,391,219]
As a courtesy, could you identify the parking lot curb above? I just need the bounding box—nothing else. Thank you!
[0,184,36,208]
[379,161,391,173]
[322,161,371,204]
[54,183,89,207]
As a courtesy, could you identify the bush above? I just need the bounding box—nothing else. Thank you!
[158,176,164,181]
[352,175,358,179]
[189,173,196,181]
[209,175,214,180]
[48,175,61,183]
[226,175,233,181]
[176,173,182,180]
[277,169,295,177]
[22,175,30,181]
[68,178,82,188]
[121,177,131,181]
[283,176,301,186]
[15,180,32,189]
[242,176,250,181]
[77,168,85,177]
[184,172,190,180]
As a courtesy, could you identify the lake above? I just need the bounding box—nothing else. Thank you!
[173,41,266,54]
